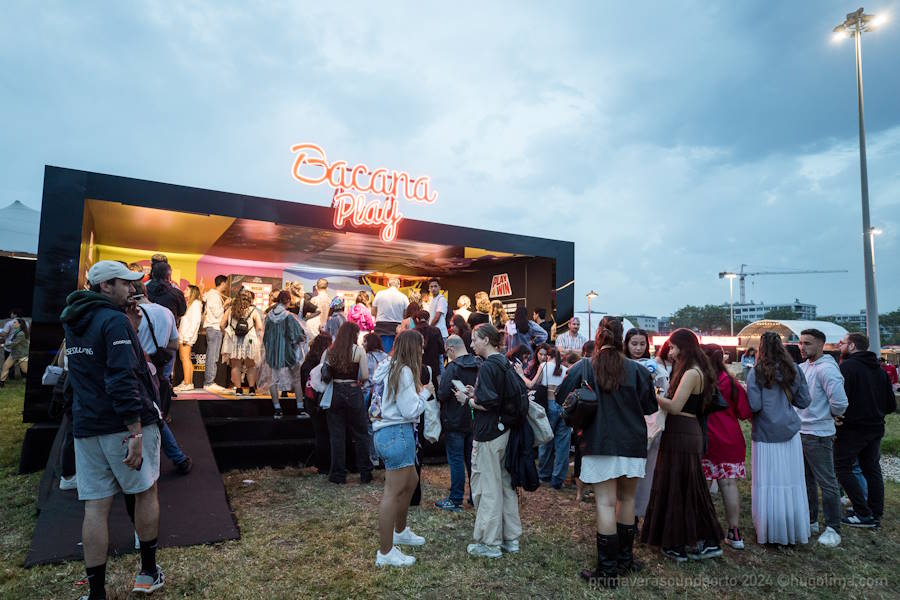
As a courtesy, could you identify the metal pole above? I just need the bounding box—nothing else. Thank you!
[588,296,592,336]
[854,16,882,355]
[729,277,734,336]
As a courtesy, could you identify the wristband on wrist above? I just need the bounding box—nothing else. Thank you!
[123,433,143,445]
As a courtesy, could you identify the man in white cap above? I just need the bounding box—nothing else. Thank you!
[60,260,164,599]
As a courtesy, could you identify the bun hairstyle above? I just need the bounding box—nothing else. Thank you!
[592,318,625,392]
[473,322,502,348]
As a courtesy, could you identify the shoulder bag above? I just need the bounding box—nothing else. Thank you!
[562,358,598,430]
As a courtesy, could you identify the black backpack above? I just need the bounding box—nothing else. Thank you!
[233,312,251,337]
[498,358,530,429]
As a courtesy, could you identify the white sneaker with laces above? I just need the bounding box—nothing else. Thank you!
[173,383,195,392]
[500,539,519,553]
[810,522,820,535]
[376,546,415,567]
[59,475,77,490]
[393,526,425,546]
[817,526,841,548]
[203,383,227,393]
[467,543,502,558]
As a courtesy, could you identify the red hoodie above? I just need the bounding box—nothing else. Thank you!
[704,371,752,465]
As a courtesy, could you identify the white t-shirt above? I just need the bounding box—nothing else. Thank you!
[137,302,179,355]
[428,293,449,339]
[372,287,409,324]
[203,289,225,330]
[541,360,568,387]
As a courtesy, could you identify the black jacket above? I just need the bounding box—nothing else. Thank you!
[146,279,187,322]
[839,351,896,430]
[61,291,161,438]
[505,422,538,491]
[555,357,657,459]
[473,353,507,442]
[437,353,481,433]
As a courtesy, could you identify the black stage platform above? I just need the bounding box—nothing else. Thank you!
[26,401,240,567]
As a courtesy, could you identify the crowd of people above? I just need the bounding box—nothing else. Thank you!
[53,256,898,597]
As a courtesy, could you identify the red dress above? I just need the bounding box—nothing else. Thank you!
[702,371,752,479]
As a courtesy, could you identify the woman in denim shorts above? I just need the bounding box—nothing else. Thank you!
[371,330,433,567]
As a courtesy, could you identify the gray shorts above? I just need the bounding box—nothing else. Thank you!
[74,423,161,501]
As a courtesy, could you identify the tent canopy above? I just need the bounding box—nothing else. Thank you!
[737,319,849,346]
[0,201,39,255]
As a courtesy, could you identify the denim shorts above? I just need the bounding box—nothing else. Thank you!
[374,423,416,471]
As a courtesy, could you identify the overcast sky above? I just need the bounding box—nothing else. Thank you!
[2,1,899,317]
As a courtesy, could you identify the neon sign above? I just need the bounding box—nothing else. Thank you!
[290,143,437,242]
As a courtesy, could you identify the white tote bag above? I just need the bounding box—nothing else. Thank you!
[527,400,554,446]
[424,396,441,443]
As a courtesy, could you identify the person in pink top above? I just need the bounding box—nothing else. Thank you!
[701,344,752,550]
[348,291,376,341]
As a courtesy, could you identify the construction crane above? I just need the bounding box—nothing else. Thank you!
[718,264,848,304]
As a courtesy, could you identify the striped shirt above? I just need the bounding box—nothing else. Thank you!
[555,331,587,353]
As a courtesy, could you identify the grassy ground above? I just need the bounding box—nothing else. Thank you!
[2,379,900,599]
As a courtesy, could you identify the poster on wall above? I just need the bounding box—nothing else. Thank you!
[490,273,512,298]
[230,275,283,311]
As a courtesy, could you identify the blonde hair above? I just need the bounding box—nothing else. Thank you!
[186,285,201,306]
[474,291,491,313]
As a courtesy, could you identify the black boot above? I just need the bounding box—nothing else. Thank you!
[617,521,643,574]
[580,533,619,588]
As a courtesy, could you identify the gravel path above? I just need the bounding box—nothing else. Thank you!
[881,454,900,483]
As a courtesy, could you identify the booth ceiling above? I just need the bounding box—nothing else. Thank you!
[85,200,527,275]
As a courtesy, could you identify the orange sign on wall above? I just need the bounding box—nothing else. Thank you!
[490,273,512,298]
[290,143,437,243]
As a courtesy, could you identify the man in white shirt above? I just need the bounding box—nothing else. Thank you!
[427,279,449,340]
[798,328,848,547]
[202,275,230,392]
[555,317,587,355]
[371,278,409,352]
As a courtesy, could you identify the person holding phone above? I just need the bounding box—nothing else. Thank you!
[434,335,481,511]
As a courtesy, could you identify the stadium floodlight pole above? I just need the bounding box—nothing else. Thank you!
[833,7,888,355]
[586,290,598,335]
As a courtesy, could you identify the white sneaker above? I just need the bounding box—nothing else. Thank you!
[500,539,520,553]
[376,546,415,567]
[393,527,425,546]
[810,522,820,535]
[203,383,227,393]
[467,543,502,558]
[59,475,77,490]
[817,526,841,548]
[173,382,195,392]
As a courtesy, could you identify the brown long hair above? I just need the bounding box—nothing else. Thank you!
[232,289,252,319]
[667,328,717,409]
[490,301,508,327]
[186,285,201,307]
[328,322,361,375]
[754,331,796,389]
[387,330,424,399]
[592,318,624,392]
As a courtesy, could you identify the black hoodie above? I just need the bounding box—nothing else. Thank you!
[839,350,896,430]
[60,291,161,438]
[436,353,482,433]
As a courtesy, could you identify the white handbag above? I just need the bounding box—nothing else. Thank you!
[527,399,554,446]
[42,365,64,386]
[424,396,441,443]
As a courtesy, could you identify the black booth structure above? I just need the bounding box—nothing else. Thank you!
[21,166,575,474]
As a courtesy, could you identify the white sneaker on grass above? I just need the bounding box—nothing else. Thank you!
[500,539,519,553]
[59,475,77,490]
[376,546,415,567]
[817,527,841,547]
[393,527,425,546]
[467,543,502,558]
[810,522,820,535]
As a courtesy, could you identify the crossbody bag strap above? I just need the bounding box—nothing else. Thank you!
[138,305,161,352]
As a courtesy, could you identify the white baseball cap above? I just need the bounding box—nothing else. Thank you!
[87,260,145,286]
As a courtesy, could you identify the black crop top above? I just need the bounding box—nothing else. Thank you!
[681,393,703,415]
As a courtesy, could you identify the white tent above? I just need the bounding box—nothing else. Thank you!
[0,201,40,256]
[737,319,849,347]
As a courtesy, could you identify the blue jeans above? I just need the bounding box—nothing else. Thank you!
[853,460,869,501]
[445,430,473,504]
[204,327,223,385]
[537,399,572,487]
[160,421,187,465]
[379,335,395,353]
